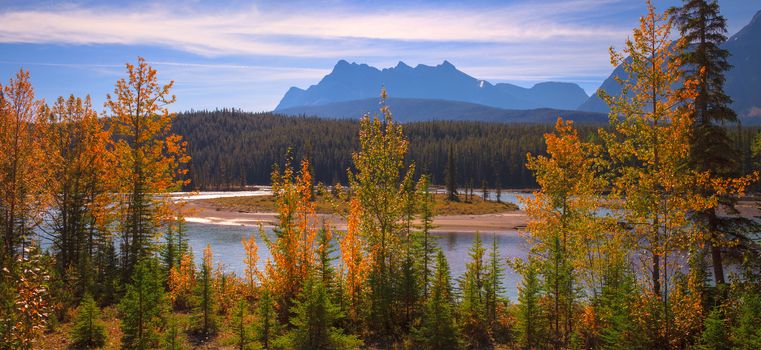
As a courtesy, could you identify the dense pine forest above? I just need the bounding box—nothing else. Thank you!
[2,1,761,349]
[173,111,760,191]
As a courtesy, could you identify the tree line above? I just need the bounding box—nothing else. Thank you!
[173,109,760,192]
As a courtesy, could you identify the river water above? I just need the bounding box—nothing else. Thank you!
[184,222,529,300]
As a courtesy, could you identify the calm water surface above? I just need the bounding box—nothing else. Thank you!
[184,222,529,300]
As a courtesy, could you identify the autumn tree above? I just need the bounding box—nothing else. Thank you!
[106,57,189,281]
[523,118,613,347]
[265,157,318,322]
[348,89,415,340]
[338,198,368,332]
[168,252,196,311]
[242,232,260,300]
[599,1,710,345]
[45,95,112,298]
[0,247,50,349]
[0,70,48,260]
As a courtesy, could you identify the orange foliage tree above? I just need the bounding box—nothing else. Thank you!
[0,70,48,259]
[106,57,190,280]
[265,157,318,321]
[44,95,112,296]
[339,198,369,330]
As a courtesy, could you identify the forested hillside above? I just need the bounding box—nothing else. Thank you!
[173,109,759,190]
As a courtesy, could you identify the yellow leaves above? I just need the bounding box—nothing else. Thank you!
[168,253,196,310]
[242,233,260,298]
[106,57,190,232]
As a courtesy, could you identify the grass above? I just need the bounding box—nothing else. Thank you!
[197,193,519,216]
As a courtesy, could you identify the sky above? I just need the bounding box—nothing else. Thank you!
[0,0,759,112]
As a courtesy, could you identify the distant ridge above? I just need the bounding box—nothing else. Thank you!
[275,60,589,112]
[578,10,761,122]
[276,97,608,124]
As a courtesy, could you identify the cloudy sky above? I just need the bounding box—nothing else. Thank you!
[0,0,758,111]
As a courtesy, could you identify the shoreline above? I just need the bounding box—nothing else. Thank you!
[183,200,528,233]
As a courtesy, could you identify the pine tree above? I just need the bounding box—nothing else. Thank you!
[445,144,458,201]
[255,289,277,350]
[316,226,336,293]
[232,299,254,350]
[192,244,217,340]
[596,262,640,349]
[415,175,436,299]
[699,307,730,350]
[485,234,505,331]
[163,314,185,350]
[675,0,752,290]
[732,292,761,349]
[413,250,460,349]
[71,293,106,349]
[458,232,490,348]
[514,256,545,350]
[275,277,362,350]
[119,258,166,350]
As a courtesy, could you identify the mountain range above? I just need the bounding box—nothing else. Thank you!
[275,60,588,111]
[275,9,761,123]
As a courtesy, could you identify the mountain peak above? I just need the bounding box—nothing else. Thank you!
[334,59,351,69]
[440,60,455,69]
[395,61,411,69]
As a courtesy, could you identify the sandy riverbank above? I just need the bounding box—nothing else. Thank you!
[183,200,528,233]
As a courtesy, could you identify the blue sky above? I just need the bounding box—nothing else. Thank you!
[0,0,758,112]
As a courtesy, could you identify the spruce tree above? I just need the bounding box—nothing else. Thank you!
[485,234,505,331]
[445,144,458,201]
[699,307,730,350]
[192,245,217,340]
[515,256,545,350]
[416,175,437,299]
[674,0,742,288]
[119,258,166,349]
[232,299,254,350]
[71,294,106,349]
[275,277,362,350]
[413,250,460,349]
[255,289,277,350]
[458,232,490,348]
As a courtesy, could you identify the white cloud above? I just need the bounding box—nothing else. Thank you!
[0,1,629,58]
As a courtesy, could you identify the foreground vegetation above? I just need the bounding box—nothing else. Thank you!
[1,1,761,349]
